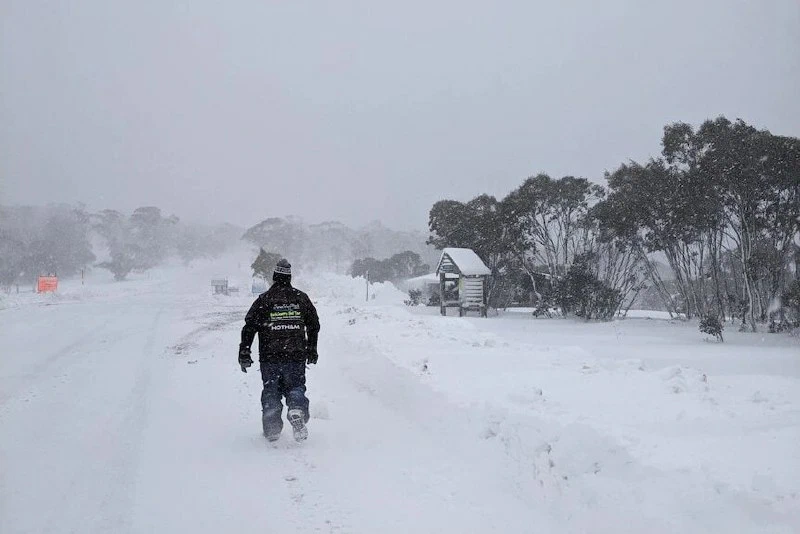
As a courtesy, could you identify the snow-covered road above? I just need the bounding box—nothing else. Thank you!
[0,272,552,533]
[1,260,799,533]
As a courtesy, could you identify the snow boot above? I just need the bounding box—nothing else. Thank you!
[287,409,308,442]
[262,410,282,442]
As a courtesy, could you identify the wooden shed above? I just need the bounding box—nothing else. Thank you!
[211,278,239,295]
[435,248,491,317]
[211,279,229,295]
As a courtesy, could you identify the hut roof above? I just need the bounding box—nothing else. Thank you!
[435,248,491,276]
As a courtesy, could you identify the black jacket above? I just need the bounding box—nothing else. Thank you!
[240,281,320,362]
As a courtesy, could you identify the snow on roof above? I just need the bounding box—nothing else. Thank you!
[436,248,491,276]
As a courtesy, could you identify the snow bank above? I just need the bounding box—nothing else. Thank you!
[299,272,408,307]
[624,309,685,320]
[324,302,800,531]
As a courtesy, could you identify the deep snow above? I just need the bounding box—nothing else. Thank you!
[1,257,798,533]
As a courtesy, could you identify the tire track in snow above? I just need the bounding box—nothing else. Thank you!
[89,307,165,533]
[0,305,130,407]
[37,305,167,534]
[0,303,172,534]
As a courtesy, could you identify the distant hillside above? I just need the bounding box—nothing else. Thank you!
[242,217,439,274]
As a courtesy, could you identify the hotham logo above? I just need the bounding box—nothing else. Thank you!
[271,324,302,331]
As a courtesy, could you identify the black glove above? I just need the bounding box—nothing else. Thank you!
[238,346,253,373]
[306,346,318,365]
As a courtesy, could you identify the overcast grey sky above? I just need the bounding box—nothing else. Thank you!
[1,1,798,230]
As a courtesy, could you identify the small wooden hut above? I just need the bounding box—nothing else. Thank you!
[435,248,491,317]
[211,279,229,295]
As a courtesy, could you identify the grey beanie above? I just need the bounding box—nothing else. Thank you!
[274,258,292,276]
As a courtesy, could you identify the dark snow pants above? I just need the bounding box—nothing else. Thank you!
[259,360,310,437]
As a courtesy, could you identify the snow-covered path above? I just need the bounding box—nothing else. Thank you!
[1,262,799,533]
[128,301,552,533]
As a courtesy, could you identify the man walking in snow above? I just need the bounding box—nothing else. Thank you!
[238,259,320,442]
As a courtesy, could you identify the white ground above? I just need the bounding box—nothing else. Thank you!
[1,256,798,533]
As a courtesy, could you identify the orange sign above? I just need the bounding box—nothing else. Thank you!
[37,276,58,293]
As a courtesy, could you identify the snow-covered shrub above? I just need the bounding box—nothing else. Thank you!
[699,315,724,342]
[532,299,555,318]
[557,257,622,320]
[532,287,559,317]
[96,248,138,281]
[781,280,800,327]
[593,284,624,320]
[405,289,423,306]
[767,282,800,333]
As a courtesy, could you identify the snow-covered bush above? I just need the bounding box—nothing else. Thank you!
[532,298,555,318]
[767,281,800,334]
[556,256,622,320]
[405,289,423,306]
[96,249,137,281]
[784,281,800,317]
[699,315,724,342]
